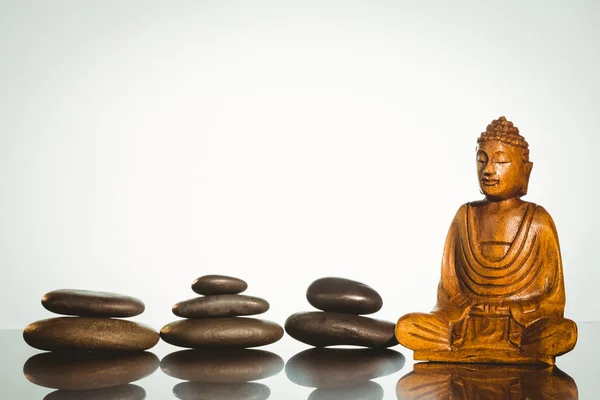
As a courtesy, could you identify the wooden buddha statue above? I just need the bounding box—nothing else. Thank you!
[395,116,577,364]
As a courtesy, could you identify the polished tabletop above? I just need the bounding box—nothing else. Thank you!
[4,322,599,399]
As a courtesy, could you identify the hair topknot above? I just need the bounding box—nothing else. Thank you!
[477,116,530,160]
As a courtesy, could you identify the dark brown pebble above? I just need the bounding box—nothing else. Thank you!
[192,275,248,295]
[42,289,145,318]
[309,382,383,400]
[285,348,405,388]
[173,382,270,400]
[161,349,283,382]
[160,317,283,348]
[44,384,146,400]
[306,277,383,315]
[173,295,269,318]
[284,311,398,348]
[23,317,160,351]
[24,352,159,390]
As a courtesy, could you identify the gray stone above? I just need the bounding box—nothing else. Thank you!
[284,312,397,348]
[42,289,145,318]
[192,275,248,295]
[173,295,269,318]
[306,277,382,315]
[160,317,283,348]
[23,317,160,352]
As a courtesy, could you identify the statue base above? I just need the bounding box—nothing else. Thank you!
[414,349,555,365]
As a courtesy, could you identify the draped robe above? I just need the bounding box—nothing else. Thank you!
[394,201,578,363]
[432,202,565,330]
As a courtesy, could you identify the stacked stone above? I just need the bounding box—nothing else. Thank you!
[160,275,284,348]
[23,289,159,352]
[285,277,398,348]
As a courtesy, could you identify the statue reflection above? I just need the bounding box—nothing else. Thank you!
[161,349,284,400]
[396,363,578,399]
[285,348,405,400]
[23,351,159,400]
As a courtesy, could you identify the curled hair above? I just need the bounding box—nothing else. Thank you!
[477,116,530,161]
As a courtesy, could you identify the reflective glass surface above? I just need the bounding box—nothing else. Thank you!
[4,322,598,399]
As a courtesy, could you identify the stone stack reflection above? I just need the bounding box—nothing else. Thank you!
[161,348,284,400]
[23,351,159,400]
[286,348,405,400]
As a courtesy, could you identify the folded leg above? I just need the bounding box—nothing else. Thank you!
[395,313,452,351]
[520,318,577,357]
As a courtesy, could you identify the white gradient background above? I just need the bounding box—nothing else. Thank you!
[1,0,599,332]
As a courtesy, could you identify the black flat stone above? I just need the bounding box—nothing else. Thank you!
[192,275,248,295]
[306,277,383,315]
[285,311,398,348]
[41,289,145,318]
[172,295,269,318]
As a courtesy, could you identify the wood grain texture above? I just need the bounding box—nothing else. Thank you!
[394,117,578,364]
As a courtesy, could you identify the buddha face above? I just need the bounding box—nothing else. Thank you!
[476,140,533,201]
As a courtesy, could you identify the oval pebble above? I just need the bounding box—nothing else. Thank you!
[192,275,248,295]
[23,317,159,352]
[42,289,145,318]
[160,318,283,348]
[306,277,382,315]
[173,295,269,318]
[285,311,397,348]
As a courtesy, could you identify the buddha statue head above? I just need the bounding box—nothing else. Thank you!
[476,116,533,201]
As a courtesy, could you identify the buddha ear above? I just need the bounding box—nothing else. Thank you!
[520,162,533,196]
[525,161,533,179]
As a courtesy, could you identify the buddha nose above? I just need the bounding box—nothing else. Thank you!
[483,162,495,176]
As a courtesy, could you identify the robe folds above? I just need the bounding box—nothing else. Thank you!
[431,202,566,329]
